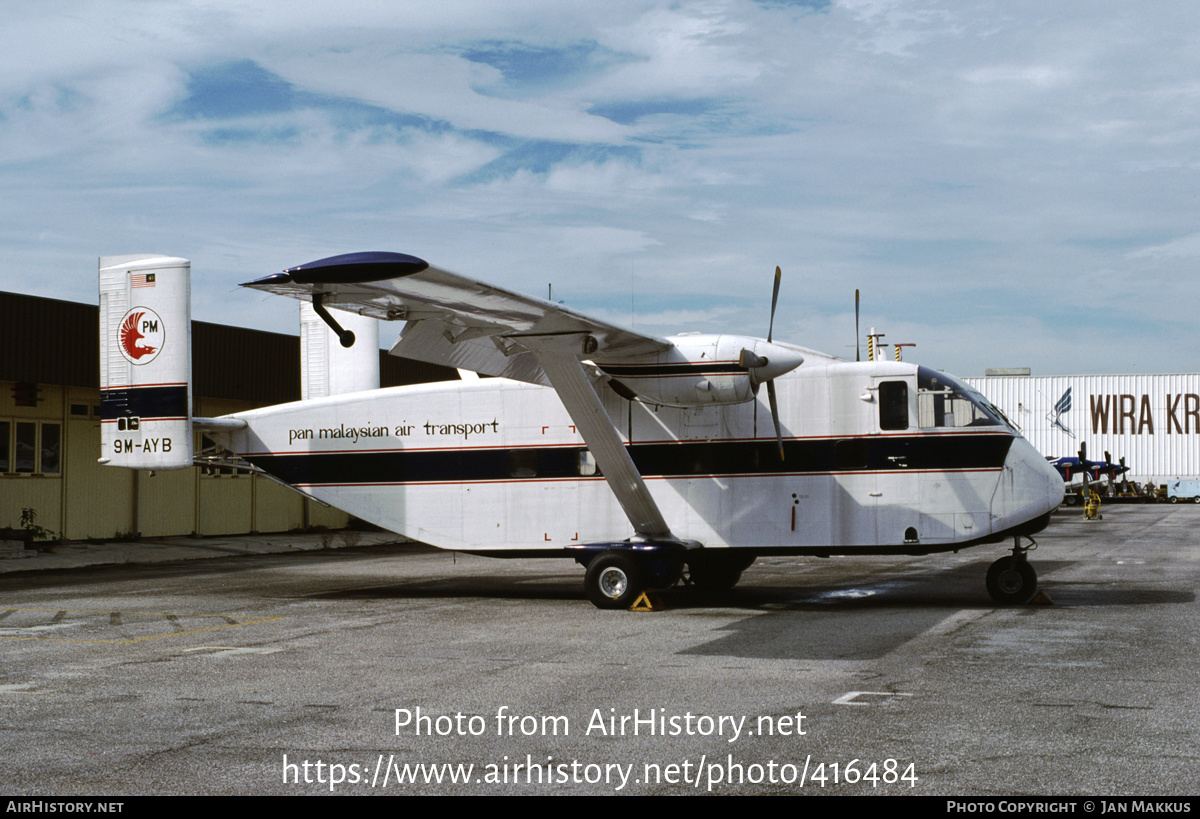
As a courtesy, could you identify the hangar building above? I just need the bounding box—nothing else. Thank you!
[966,374,1200,485]
[0,290,455,541]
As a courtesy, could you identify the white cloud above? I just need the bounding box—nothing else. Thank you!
[1128,233,1200,260]
[0,1,1198,374]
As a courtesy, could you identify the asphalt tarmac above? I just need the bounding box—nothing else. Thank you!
[1,505,1197,796]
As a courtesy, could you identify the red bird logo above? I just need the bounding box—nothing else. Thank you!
[120,311,158,361]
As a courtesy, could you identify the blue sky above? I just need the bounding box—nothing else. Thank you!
[2,0,1198,376]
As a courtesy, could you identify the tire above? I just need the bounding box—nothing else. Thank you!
[1193,496,1200,504]
[584,552,643,609]
[1171,497,1179,504]
[986,556,1038,605]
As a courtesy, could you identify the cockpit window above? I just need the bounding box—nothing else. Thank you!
[917,367,1011,430]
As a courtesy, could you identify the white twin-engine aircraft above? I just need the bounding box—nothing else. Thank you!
[99,252,1063,609]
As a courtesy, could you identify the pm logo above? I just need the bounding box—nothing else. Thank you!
[119,307,165,365]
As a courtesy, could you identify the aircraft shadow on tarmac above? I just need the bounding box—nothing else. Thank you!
[7,549,1189,651]
[294,555,1195,662]
[674,561,1194,661]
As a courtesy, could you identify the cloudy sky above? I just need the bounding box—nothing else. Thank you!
[2,1,1197,376]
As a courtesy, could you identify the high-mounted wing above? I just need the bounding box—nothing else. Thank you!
[244,251,671,386]
[244,251,680,541]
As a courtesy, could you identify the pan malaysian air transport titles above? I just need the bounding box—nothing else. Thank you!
[98,252,1063,608]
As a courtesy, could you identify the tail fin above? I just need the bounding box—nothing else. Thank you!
[98,255,193,470]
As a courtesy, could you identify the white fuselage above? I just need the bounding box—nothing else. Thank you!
[214,359,1063,554]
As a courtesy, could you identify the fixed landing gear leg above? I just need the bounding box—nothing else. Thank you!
[985,535,1039,605]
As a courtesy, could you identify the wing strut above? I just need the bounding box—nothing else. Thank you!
[531,343,676,541]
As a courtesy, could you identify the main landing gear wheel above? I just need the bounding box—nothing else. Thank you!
[585,552,644,609]
[986,536,1039,605]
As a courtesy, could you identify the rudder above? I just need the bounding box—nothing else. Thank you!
[98,255,193,470]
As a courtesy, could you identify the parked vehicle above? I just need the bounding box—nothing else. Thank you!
[1166,479,1200,504]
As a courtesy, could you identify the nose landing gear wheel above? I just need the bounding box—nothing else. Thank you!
[986,535,1039,605]
[988,533,1036,602]
[986,557,1037,604]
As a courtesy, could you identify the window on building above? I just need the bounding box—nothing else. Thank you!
[41,424,61,474]
[1,420,62,475]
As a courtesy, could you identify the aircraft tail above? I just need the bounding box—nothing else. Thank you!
[98,255,194,470]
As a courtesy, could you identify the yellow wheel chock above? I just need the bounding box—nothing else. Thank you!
[629,591,664,611]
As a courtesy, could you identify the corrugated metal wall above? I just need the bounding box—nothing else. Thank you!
[0,289,459,540]
[966,374,1200,482]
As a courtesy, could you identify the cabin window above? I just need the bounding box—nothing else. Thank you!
[834,438,869,470]
[508,450,538,478]
[577,449,599,477]
[878,381,909,430]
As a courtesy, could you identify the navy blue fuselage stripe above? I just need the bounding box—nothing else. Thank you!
[243,434,1013,486]
[100,386,188,420]
[598,363,746,377]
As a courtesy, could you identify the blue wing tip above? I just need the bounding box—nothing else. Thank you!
[287,251,430,284]
[240,251,430,286]
[242,272,293,287]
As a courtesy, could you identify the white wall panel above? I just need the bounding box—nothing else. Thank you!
[966,375,1200,482]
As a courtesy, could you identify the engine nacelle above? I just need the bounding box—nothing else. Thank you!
[594,334,804,408]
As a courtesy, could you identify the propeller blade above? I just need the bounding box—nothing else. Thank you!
[855,289,860,362]
[1078,442,1095,490]
[768,380,784,461]
[768,266,781,343]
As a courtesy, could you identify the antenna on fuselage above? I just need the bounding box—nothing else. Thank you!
[867,328,886,362]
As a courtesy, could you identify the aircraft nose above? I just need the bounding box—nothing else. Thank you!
[991,436,1064,534]
[1026,438,1066,513]
[1040,450,1066,512]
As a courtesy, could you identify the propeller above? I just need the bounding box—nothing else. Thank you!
[769,265,781,343]
[1079,441,1092,499]
[739,266,792,461]
[855,288,861,362]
